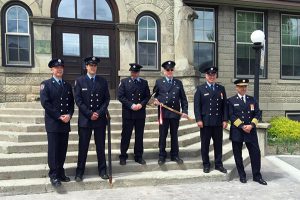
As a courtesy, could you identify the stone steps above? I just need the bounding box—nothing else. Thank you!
[0,133,230,167]
[0,141,234,180]
[0,114,158,124]
[0,148,250,196]
[0,123,199,142]
[0,100,249,196]
[0,131,205,154]
[0,119,192,132]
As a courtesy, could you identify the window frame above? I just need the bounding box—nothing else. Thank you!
[235,9,268,79]
[1,2,34,68]
[192,7,217,73]
[281,13,300,80]
[135,12,161,71]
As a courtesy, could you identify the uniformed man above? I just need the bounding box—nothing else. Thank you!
[74,56,110,182]
[40,58,74,187]
[228,79,267,185]
[118,63,151,165]
[194,66,228,174]
[153,60,188,166]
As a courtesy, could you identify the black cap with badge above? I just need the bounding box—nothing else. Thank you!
[129,63,143,72]
[202,66,218,74]
[48,58,64,68]
[234,78,249,86]
[84,56,100,65]
[162,60,176,69]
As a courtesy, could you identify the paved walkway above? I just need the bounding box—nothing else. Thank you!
[2,156,300,200]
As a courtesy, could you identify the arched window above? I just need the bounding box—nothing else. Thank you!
[2,4,32,66]
[137,14,160,70]
[58,0,113,21]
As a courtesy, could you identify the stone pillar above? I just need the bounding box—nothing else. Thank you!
[117,23,137,79]
[257,123,270,156]
[173,0,200,99]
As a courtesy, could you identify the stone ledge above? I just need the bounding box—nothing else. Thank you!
[30,17,54,26]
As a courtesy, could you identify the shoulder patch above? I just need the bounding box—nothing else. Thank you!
[40,84,45,91]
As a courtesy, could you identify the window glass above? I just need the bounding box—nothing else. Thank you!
[281,15,300,78]
[63,33,80,56]
[58,0,75,18]
[137,15,158,70]
[236,11,266,77]
[5,5,31,66]
[193,8,215,72]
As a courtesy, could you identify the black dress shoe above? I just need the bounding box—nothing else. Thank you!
[203,167,210,173]
[120,159,126,165]
[135,158,146,165]
[171,157,184,164]
[100,174,109,180]
[59,175,71,182]
[50,178,61,187]
[240,178,247,183]
[253,178,267,185]
[75,174,83,182]
[215,166,227,173]
[158,158,165,166]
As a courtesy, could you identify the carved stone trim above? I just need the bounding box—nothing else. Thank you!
[30,17,54,26]
[117,23,137,32]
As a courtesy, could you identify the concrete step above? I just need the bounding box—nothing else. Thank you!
[0,107,158,116]
[0,147,250,196]
[0,114,158,124]
[0,131,203,154]
[0,123,199,143]
[0,119,192,132]
[0,133,230,166]
[0,100,124,109]
[0,139,234,180]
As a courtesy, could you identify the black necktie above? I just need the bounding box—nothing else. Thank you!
[58,80,63,87]
[91,77,94,83]
[133,79,138,84]
[241,96,245,103]
[210,84,214,91]
[168,79,172,84]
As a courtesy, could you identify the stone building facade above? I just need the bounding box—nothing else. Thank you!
[0,0,299,121]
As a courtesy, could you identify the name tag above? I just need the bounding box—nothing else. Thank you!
[82,88,88,91]
[234,104,239,107]
[204,93,209,96]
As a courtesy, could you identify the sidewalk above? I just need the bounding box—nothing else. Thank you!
[2,156,300,200]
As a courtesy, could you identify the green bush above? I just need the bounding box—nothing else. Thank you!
[268,117,300,143]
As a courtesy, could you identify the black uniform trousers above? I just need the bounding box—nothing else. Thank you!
[159,118,180,159]
[120,118,145,160]
[76,122,107,176]
[200,126,223,168]
[47,132,69,179]
[232,141,262,180]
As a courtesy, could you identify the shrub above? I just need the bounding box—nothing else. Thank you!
[268,117,300,142]
[268,117,300,154]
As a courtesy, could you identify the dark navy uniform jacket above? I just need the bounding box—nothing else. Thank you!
[227,94,261,143]
[74,75,110,128]
[118,77,150,119]
[40,77,74,133]
[154,77,188,119]
[194,83,228,126]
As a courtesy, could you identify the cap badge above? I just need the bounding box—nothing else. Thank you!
[92,57,96,61]
[168,61,171,64]
[58,59,61,63]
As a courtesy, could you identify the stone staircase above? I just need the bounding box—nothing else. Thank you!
[0,101,249,196]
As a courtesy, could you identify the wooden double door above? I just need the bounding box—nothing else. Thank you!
[52,20,118,98]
